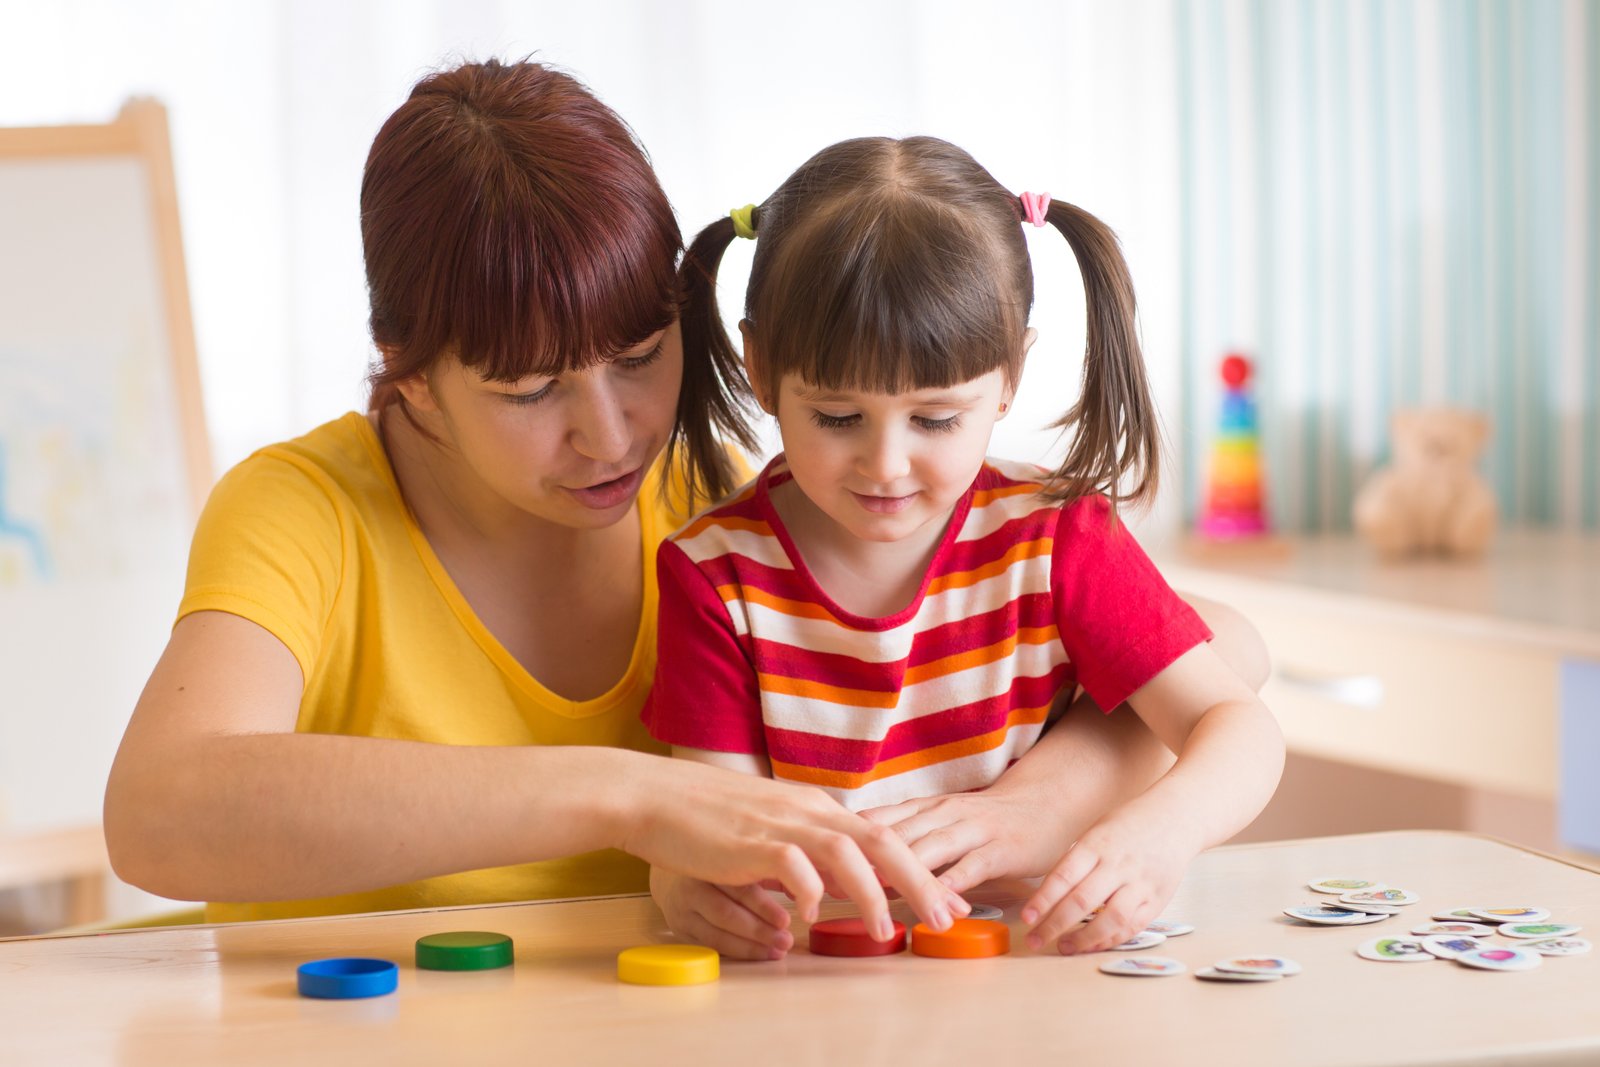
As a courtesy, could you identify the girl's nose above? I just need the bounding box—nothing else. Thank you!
[858,428,911,485]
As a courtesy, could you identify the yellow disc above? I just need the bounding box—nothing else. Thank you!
[616,944,720,986]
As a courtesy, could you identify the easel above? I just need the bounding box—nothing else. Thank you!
[0,100,208,929]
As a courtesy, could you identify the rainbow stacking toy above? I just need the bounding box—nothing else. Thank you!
[1197,353,1270,540]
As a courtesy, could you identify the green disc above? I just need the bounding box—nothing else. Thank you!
[415,931,515,971]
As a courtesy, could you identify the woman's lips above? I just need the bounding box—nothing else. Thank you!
[567,466,644,510]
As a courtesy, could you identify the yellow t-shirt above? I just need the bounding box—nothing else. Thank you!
[181,412,700,922]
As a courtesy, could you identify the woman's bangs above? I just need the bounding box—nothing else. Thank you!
[450,209,680,384]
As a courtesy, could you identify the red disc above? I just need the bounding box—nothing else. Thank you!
[808,917,907,957]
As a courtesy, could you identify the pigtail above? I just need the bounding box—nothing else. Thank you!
[666,215,760,509]
[1039,200,1160,513]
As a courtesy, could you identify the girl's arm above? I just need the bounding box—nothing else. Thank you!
[1020,641,1285,954]
[104,611,957,938]
[860,594,1269,892]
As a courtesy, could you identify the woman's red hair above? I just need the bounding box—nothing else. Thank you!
[363,59,752,502]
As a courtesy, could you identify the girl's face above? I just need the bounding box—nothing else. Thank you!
[402,321,683,530]
[769,365,1015,545]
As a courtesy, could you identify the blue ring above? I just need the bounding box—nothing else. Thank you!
[296,957,399,999]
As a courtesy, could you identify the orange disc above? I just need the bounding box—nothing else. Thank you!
[910,917,1010,959]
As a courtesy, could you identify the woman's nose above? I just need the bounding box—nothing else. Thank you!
[568,375,631,464]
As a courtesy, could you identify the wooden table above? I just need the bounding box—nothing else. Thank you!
[3,831,1597,1065]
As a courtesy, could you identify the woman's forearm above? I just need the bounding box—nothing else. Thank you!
[105,733,644,902]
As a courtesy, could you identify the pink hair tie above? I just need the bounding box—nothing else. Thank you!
[1020,191,1051,227]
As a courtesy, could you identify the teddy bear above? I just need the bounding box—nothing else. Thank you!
[1353,408,1497,558]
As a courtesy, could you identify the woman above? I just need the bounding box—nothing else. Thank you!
[104,60,1266,959]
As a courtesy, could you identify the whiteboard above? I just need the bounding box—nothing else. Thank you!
[0,101,209,833]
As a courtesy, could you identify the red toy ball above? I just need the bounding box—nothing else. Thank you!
[1220,353,1251,388]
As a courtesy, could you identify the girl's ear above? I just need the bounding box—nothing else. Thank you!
[738,319,776,415]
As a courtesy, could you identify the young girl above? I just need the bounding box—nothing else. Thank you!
[644,136,1285,955]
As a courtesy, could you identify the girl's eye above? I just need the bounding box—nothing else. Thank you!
[504,383,555,406]
[915,415,961,434]
[811,412,859,430]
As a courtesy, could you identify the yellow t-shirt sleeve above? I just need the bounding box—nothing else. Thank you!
[177,453,344,683]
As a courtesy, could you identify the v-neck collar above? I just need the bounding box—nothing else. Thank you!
[353,412,658,718]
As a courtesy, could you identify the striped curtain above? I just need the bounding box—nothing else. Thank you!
[1175,0,1598,532]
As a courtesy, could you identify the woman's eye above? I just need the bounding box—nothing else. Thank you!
[620,342,665,370]
[915,415,961,434]
[504,383,555,406]
[811,411,858,430]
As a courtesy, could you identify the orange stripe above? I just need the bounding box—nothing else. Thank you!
[770,703,1053,790]
[902,625,1059,686]
[721,583,840,623]
[759,674,901,708]
[675,509,768,543]
[927,537,1052,595]
[970,480,1046,508]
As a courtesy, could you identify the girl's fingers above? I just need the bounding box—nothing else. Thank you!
[698,883,793,952]
[1027,864,1116,951]
[722,882,793,933]
[874,803,959,848]
[1054,885,1148,956]
[907,820,989,874]
[1020,845,1097,927]
[676,909,786,961]
[856,797,931,828]
[935,843,998,896]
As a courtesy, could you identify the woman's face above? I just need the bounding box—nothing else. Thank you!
[409,321,684,530]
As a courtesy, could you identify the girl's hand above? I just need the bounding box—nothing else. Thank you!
[649,868,795,961]
[860,787,1075,896]
[1020,806,1202,955]
[619,757,966,941]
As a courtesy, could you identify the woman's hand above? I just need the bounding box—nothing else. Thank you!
[619,757,967,943]
[649,868,796,960]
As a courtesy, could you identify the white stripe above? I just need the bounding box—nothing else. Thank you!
[822,725,1049,812]
[758,640,1070,741]
[674,523,794,571]
[728,550,1055,651]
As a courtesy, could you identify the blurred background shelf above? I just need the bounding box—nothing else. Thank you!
[1158,530,1600,867]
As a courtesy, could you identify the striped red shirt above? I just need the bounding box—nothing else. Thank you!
[642,457,1211,810]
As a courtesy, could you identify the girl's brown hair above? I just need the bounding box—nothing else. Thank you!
[680,135,1159,510]
[362,58,752,503]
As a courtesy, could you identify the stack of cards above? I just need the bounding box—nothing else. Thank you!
[1284,878,1422,927]
[1195,956,1302,982]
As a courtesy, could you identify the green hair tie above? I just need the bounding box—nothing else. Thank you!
[729,203,758,240]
